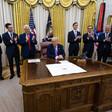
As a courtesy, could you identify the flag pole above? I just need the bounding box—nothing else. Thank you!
[29,1,32,9]
[48,6,50,12]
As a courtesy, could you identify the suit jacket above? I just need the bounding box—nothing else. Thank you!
[2,32,19,56]
[68,30,81,51]
[19,33,37,57]
[83,33,97,53]
[97,33,112,55]
[0,35,2,54]
[47,44,65,59]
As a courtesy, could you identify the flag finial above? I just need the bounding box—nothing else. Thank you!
[29,1,32,8]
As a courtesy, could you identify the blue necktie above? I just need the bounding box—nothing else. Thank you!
[105,33,109,38]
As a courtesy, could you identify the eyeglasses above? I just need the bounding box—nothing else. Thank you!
[25,29,30,31]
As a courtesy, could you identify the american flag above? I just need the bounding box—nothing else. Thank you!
[29,8,37,38]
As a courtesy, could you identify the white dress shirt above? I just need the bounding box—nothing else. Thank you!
[8,31,13,43]
[73,30,77,37]
[54,46,58,59]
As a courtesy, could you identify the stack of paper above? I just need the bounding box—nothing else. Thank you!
[46,61,87,76]
[28,59,40,63]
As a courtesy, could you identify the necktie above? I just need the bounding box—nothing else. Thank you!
[55,47,58,56]
[27,35,31,50]
[75,31,77,37]
[10,33,12,37]
[105,33,109,38]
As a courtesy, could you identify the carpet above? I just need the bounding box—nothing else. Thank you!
[2,65,22,79]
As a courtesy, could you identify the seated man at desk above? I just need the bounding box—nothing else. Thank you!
[47,37,65,59]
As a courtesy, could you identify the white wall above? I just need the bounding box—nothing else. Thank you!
[97,0,112,28]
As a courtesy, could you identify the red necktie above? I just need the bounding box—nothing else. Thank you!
[27,35,31,50]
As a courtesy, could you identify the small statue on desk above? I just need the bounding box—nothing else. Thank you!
[76,52,87,64]
[76,52,88,60]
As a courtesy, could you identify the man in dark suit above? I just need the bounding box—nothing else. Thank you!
[2,23,20,79]
[97,25,112,63]
[68,22,81,56]
[47,37,65,59]
[83,25,97,58]
[0,35,4,80]
[19,25,37,60]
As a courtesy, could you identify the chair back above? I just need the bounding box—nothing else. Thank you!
[41,42,52,58]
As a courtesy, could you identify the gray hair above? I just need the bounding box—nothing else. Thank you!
[105,25,111,28]
[24,25,29,30]
[52,37,58,41]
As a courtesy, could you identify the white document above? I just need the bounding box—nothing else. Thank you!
[59,60,71,64]
[28,59,40,63]
[46,62,87,76]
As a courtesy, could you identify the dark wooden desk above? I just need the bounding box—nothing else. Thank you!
[20,57,112,112]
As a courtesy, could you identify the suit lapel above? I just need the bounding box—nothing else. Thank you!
[104,33,106,39]
[57,44,60,55]
[51,44,55,55]
[29,33,32,41]
[24,33,27,41]
[72,30,76,38]
[6,32,11,41]
[87,33,89,38]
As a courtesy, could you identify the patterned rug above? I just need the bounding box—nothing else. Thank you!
[2,65,22,79]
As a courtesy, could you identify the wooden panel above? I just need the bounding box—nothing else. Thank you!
[36,92,54,112]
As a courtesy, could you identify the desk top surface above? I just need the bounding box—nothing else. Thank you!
[20,57,112,86]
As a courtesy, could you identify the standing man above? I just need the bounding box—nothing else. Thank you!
[68,22,81,56]
[83,25,97,58]
[2,23,20,79]
[97,25,112,63]
[0,35,4,80]
[19,25,37,60]
[47,37,65,59]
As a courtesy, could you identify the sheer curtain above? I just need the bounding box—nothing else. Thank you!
[32,5,49,44]
[0,0,13,67]
[65,6,83,56]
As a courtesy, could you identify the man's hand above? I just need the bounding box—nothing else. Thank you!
[11,36,13,42]
[88,34,91,38]
[91,33,94,39]
[14,36,17,42]
[105,37,111,42]
[78,36,81,39]
[58,55,63,59]
[75,36,81,41]
[26,35,28,42]
[32,35,35,41]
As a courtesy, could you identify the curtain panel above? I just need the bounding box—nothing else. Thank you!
[5,0,97,9]
[0,0,13,67]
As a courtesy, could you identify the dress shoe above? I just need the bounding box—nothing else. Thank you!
[17,74,21,78]
[0,76,4,80]
[9,75,15,79]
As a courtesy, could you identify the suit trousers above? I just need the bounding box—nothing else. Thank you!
[7,51,20,76]
[97,48,108,63]
[0,54,2,76]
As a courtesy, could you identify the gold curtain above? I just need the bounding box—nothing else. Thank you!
[6,0,96,9]
[13,0,30,60]
[77,0,90,7]
[107,15,112,26]
[81,1,97,53]
[50,5,65,46]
